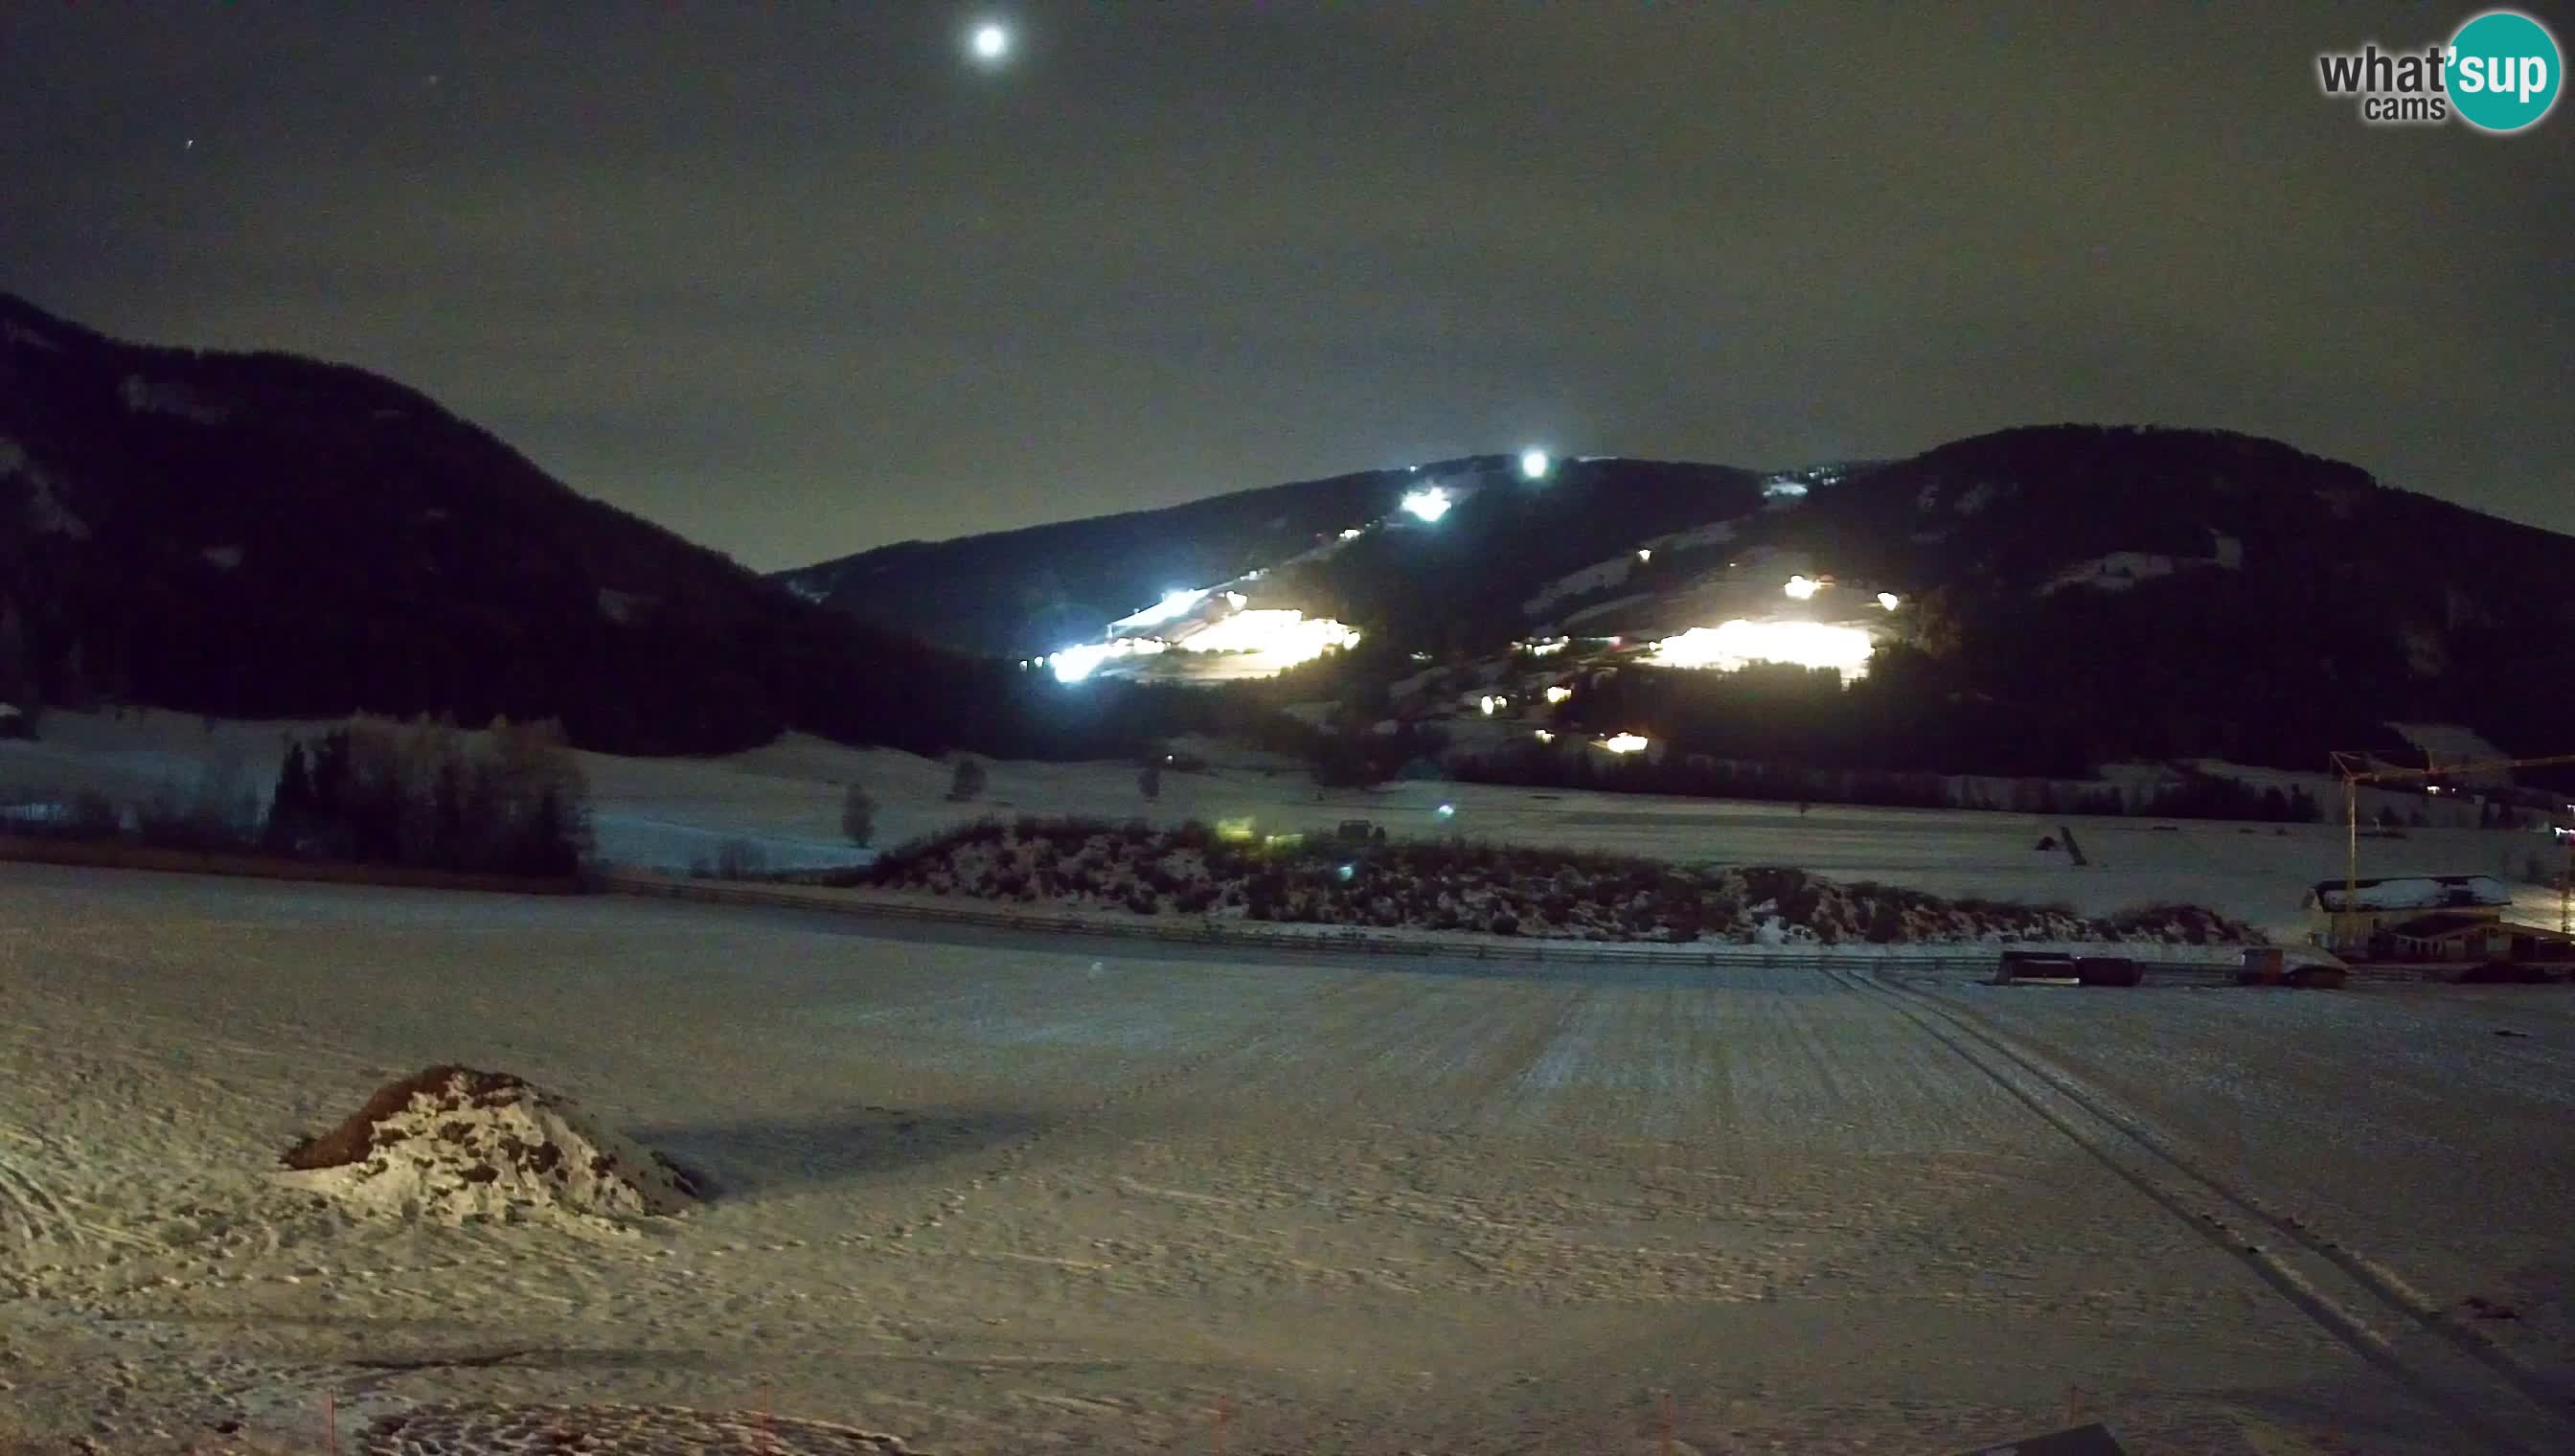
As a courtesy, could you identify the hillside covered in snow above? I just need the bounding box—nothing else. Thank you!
[785,426,2575,785]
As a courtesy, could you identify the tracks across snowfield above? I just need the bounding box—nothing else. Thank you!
[1843,967,2575,1453]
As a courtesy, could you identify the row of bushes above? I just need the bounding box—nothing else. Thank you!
[843,815,2265,945]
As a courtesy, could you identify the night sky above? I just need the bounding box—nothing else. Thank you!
[7,3,2569,569]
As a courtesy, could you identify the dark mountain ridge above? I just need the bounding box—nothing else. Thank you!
[0,293,1023,756]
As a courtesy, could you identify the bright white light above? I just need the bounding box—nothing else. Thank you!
[1339,528,1364,540]
[969,22,1010,61]
[1436,803,1456,819]
[1110,587,1211,631]
[1058,608,1360,681]
[1785,575,1821,601]
[1600,733,1650,754]
[1399,487,1451,523]
[1051,638,1166,682]
[1519,636,1567,656]
[1544,685,1572,704]
[1646,620,1877,678]
[1534,729,1555,743]
[1169,607,1360,669]
[1519,449,1552,480]
[1877,591,1900,611]
[1478,694,1506,716]
[1222,591,1247,608]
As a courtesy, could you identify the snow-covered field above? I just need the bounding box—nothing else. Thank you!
[5,710,2565,944]
[3,863,2572,1453]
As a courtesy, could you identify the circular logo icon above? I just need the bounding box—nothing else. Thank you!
[2448,10,2562,132]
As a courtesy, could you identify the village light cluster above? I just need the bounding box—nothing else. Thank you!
[1645,620,1878,678]
[1051,607,1361,683]
[1109,587,1212,631]
[1399,487,1452,522]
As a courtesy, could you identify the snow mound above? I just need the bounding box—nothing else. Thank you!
[359,1403,914,1456]
[282,1066,701,1221]
[2313,876,2514,912]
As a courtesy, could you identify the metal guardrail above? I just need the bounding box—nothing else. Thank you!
[598,871,2258,975]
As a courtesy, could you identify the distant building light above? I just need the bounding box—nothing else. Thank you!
[1600,733,1650,754]
[1544,685,1572,704]
[1340,528,1364,540]
[1877,591,1900,610]
[1519,449,1552,481]
[1636,548,1652,562]
[1436,803,1456,819]
[1785,575,1821,601]
[1534,729,1556,743]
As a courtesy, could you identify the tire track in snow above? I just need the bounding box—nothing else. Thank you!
[1903,977,2575,1422]
[1839,967,2575,1453]
[0,1120,90,1251]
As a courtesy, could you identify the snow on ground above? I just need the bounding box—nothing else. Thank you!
[4,863,2569,1452]
[1639,518,1739,554]
[2388,722,2512,775]
[2313,876,2513,912]
[1926,974,2575,1417]
[2039,551,2177,594]
[1558,590,1653,626]
[1517,554,1633,618]
[118,374,234,424]
[3,435,92,539]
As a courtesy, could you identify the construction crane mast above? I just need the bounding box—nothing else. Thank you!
[2328,750,2575,949]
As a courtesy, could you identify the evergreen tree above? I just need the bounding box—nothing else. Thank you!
[432,759,467,869]
[263,740,315,853]
[840,782,877,848]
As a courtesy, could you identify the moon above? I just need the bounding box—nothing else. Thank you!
[968,22,1010,63]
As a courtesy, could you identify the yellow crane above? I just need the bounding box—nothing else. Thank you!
[2327,750,2575,949]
